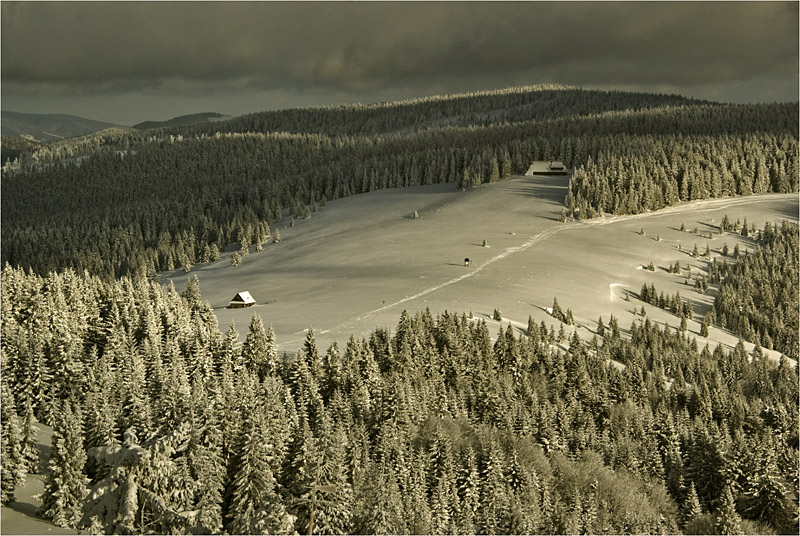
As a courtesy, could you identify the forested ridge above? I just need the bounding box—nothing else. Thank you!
[1,251,797,534]
[2,86,797,279]
[167,85,707,138]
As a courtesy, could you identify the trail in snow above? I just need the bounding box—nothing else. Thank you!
[583,194,789,227]
[303,224,574,348]
[348,194,788,323]
[281,193,794,348]
[355,226,567,321]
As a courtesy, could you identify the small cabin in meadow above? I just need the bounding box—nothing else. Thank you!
[229,291,256,308]
[524,161,568,176]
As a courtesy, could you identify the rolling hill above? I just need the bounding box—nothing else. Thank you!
[0,111,122,142]
[132,112,233,130]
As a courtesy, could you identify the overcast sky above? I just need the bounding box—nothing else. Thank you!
[2,1,798,126]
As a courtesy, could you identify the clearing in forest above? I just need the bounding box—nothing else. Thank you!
[162,175,798,359]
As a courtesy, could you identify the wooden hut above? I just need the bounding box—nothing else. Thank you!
[229,291,256,308]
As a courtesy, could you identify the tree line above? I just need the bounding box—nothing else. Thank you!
[565,134,797,217]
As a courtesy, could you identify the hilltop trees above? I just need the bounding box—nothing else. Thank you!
[633,220,798,360]
[1,107,799,531]
[3,88,796,280]
[564,132,797,217]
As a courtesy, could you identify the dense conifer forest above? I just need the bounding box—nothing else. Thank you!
[1,86,798,534]
[1,260,797,534]
[2,87,797,279]
[710,221,799,360]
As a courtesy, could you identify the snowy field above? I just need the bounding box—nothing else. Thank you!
[160,175,798,362]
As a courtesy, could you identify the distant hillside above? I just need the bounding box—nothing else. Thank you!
[172,85,714,138]
[0,135,42,164]
[1,111,122,142]
[132,112,233,130]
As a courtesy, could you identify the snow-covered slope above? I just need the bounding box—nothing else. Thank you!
[1,111,122,142]
[160,175,798,362]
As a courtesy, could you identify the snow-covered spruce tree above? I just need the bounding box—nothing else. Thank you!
[186,380,225,533]
[507,448,541,533]
[156,347,192,436]
[118,342,154,442]
[302,327,320,372]
[264,324,279,377]
[282,420,316,527]
[81,427,195,534]
[209,243,221,261]
[296,413,354,535]
[19,397,40,473]
[138,424,197,532]
[551,296,564,322]
[713,485,743,535]
[738,435,796,534]
[225,403,295,534]
[321,341,342,401]
[180,274,203,311]
[1,376,26,504]
[241,313,273,380]
[426,423,456,532]
[477,438,511,534]
[353,460,406,534]
[400,447,432,534]
[681,481,704,530]
[38,400,88,528]
[218,322,242,377]
[286,349,326,431]
[455,446,481,534]
[80,429,150,533]
[83,351,120,483]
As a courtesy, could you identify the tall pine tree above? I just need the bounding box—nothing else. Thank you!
[39,400,88,528]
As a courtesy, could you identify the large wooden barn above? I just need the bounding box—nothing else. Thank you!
[229,291,256,308]
[524,161,568,176]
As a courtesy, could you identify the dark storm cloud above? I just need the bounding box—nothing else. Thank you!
[2,1,797,122]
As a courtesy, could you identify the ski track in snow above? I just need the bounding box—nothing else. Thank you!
[279,193,790,348]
